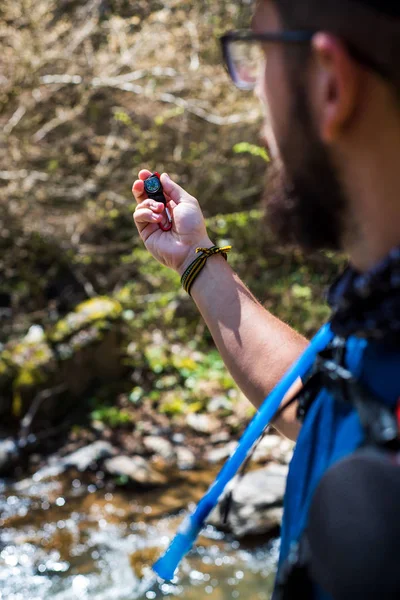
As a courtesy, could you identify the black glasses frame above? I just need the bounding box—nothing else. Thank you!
[220,29,391,90]
[220,30,314,90]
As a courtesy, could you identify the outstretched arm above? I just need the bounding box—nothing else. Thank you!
[179,251,307,441]
[133,171,307,441]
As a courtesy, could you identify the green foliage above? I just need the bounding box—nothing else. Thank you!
[144,346,169,374]
[0,359,8,378]
[129,386,145,404]
[0,0,347,432]
[159,394,186,416]
[233,142,270,162]
[47,159,60,173]
[115,474,130,486]
[91,406,132,428]
[114,110,133,127]
[154,107,185,126]
[142,343,236,417]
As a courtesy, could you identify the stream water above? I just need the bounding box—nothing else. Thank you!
[0,469,278,600]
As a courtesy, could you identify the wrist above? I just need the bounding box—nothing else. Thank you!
[177,238,214,278]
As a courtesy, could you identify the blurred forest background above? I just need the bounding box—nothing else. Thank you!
[0,2,348,597]
[0,0,343,460]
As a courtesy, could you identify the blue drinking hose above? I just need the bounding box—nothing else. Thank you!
[153,323,334,581]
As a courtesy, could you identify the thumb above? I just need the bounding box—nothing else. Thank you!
[160,173,192,205]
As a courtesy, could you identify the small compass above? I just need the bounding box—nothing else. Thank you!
[143,172,173,231]
[144,175,161,195]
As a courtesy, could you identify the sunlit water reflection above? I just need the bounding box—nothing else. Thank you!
[0,473,278,599]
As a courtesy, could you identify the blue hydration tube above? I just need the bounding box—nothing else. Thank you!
[153,323,334,581]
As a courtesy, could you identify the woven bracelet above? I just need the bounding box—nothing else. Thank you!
[181,245,232,295]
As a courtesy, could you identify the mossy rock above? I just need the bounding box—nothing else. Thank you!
[2,332,55,384]
[0,297,126,424]
[49,296,123,343]
[0,357,14,417]
[4,340,55,382]
[0,358,8,379]
[12,343,55,390]
[0,332,56,419]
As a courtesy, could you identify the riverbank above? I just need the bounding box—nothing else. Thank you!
[0,209,339,479]
[0,463,280,600]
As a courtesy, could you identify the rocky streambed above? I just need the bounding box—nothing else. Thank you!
[0,290,295,599]
[0,431,292,600]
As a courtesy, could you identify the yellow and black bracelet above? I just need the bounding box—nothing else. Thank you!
[181,245,232,295]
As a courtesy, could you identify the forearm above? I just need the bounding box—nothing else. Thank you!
[133,172,307,440]
[184,253,308,440]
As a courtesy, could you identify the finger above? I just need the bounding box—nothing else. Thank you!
[132,179,147,204]
[160,173,190,205]
[134,206,163,223]
[135,219,160,240]
[161,191,175,210]
[134,208,163,235]
[139,169,152,181]
[136,198,165,213]
[132,169,153,203]
[166,199,178,212]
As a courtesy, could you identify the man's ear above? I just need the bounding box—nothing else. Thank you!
[309,33,362,143]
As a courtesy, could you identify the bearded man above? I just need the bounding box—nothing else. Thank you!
[133,1,400,597]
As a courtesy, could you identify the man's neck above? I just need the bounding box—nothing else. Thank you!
[345,219,400,273]
[341,115,400,273]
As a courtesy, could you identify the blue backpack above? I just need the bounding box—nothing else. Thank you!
[274,335,400,599]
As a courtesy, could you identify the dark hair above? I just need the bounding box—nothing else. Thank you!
[352,0,400,17]
[274,0,400,99]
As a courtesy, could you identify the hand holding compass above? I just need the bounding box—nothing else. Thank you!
[143,172,173,231]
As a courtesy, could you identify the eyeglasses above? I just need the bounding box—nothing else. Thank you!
[220,29,391,91]
[220,30,314,91]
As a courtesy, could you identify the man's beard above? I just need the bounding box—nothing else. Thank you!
[263,82,348,252]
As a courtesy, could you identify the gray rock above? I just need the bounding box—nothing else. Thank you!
[186,413,220,434]
[210,430,231,444]
[207,396,232,413]
[15,463,65,491]
[104,455,167,486]
[172,433,185,444]
[176,446,196,470]
[253,436,293,465]
[206,442,238,464]
[272,440,294,465]
[208,463,288,537]
[62,441,116,471]
[143,436,175,460]
[33,463,65,482]
[0,439,19,474]
[14,441,116,491]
